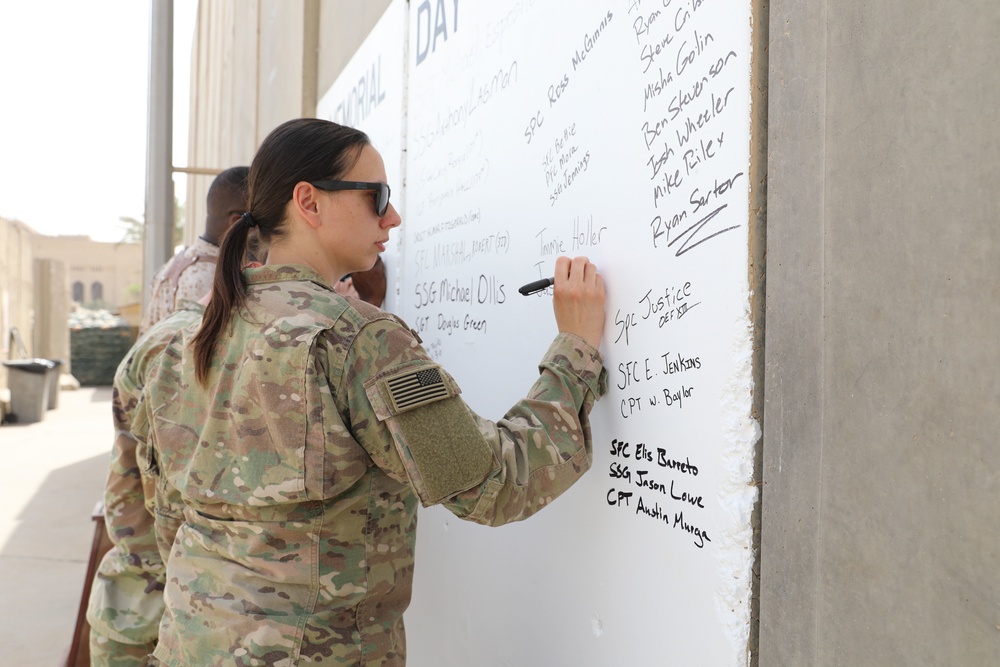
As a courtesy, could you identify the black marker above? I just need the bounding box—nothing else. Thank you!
[518,277,555,296]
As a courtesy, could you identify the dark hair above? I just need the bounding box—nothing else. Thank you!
[192,118,371,384]
[205,166,250,242]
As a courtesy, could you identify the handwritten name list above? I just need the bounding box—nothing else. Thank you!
[607,437,711,548]
[629,0,745,260]
[402,0,749,556]
[398,0,755,660]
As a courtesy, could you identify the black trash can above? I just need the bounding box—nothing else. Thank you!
[3,359,56,424]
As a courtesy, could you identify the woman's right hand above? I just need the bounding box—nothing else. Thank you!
[552,256,606,349]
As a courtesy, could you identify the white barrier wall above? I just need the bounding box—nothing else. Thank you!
[321,2,759,664]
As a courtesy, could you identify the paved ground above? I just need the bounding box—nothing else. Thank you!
[0,384,114,666]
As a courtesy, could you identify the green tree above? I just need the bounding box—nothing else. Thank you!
[118,195,184,245]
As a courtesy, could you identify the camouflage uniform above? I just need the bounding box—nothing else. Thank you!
[134,265,607,666]
[87,301,205,665]
[139,237,218,335]
[88,636,161,667]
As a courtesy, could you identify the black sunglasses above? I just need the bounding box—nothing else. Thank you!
[310,180,391,217]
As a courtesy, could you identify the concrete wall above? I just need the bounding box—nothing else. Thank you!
[257,0,316,143]
[183,0,263,246]
[0,218,36,394]
[760,1,1000,665]
[182,0,388,245]
[181,0,391,246]
[0,222,74,399]
[316,0,392,98]
[32,259,71,373]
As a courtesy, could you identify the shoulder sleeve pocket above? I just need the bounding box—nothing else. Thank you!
[130,396,158,476]
[367,363,456,417]
[364,363,497,506]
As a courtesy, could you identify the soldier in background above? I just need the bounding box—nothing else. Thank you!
[138,166,248,335]
[333,254,387,307]
[88,297,206,665]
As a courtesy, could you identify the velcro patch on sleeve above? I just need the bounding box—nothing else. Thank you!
[364,364,496,504]
[384,366,451,413]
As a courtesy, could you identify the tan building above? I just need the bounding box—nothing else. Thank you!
[1,228,139,407]
[0,217,73,413]
[0,217,37,396]
[1,218,142,414]
[31,235,142,311]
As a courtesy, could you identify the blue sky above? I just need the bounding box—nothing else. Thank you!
[0,1,196,242]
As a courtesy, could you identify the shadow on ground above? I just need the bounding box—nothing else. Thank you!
[0,452,110,664]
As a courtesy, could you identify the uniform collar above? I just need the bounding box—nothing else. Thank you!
[174,298,207,314]
[190,236,220,255]
[243,263,336,292]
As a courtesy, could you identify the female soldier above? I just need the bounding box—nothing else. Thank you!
[138,118,606,666]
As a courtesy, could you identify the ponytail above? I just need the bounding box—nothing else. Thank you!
[190,118,372,385]
[191,212,256,385]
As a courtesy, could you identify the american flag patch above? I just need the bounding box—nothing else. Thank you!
[386,367,450,412]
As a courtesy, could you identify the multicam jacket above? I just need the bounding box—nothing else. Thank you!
[87,301,204,653]
[135,264,607,667]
